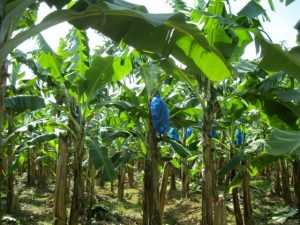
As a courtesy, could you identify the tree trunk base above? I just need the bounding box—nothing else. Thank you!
[214,195,227,225]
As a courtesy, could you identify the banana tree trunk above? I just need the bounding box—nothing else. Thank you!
[201,79,215,225]
[37,163,47,189]
[214,195,227,225]
[69,143,85,225]
[118,166,126,201]
[274,162,281,196]
[142,100,161,225]
[230,158,243,225]
[170,167,176,191]
[87,154,96,225]
[281,159,292,204]
[242,165,254,225]
[26,149,37,186]
[159,161,171,217]
[54,133,69,225]
[110,181,114,193]
[99,178,105,188]
[181,159,188,199]
[181,128,188,199]
[6,115,15,213]
[229,123,243,225]
[218,157,226,186]
[1,3,8,219]
[265,165,272,183]
[293,157,300,224]
[66,162,70,200]
[27,149,31,186]
[232,187,243,225]
[127,165,134,188]
[0,65,8,216]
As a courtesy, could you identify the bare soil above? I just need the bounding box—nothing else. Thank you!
[1,177,298,225]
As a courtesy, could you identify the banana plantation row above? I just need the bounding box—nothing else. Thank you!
[0,0,299,225]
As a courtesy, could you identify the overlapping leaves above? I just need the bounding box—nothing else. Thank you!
[266,129,300,156]
[86,138,117,180]
[1,0,232,82]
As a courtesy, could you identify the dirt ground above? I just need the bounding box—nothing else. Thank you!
[1,177,299,225]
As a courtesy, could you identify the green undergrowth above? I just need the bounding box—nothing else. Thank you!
[2,181,53,224]
[94,184,143,224]
[250,179,298,225]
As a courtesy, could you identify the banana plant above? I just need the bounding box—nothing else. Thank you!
[31,27,132,224]
[217,50,300,223]
[11,29,132,223]
[0,3,232,219]
[0,2,234,173]
[0,49,48,214]
[92,52,203,224]
[0,0,233,145]
[3,94,46,213]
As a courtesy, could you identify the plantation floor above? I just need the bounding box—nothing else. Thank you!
[1,177,299,225]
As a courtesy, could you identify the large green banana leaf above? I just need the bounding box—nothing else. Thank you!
[0,0,231,82]
[266,129,300,156]
[69,1,231,81]
[86,138,117,181]
[4,95,45,114]
[258,37,300,81]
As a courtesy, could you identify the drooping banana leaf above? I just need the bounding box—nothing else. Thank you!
[1,0,232,82]
[27,133,57,146]
[99,127,134,141]
[163,137,192,157]
[86,138,117,181]
[217,151,244,178]
[265,129,300,156]
[4,95,45,114]
[247,152,280,176]
[258,36,300,81]
[79,56,132,102]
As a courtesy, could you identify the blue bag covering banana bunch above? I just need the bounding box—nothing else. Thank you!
[168,127,179,141]
[234,130,244,146]
[186,127,193,139]
[150,96,170,135]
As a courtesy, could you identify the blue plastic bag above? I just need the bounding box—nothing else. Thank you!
[211,130,217,139]
[74,105,80,123]
[151,96,170,135]
[168,127,179,141]
[235,130,244,146]
[186,127,193,138]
